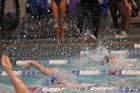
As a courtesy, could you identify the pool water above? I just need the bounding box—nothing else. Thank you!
[1,44,140,93]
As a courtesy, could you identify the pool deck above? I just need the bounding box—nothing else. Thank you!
[0,32,140,48]
[0,14,140,48]
[0,13,140,60]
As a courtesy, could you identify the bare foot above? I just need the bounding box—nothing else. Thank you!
[1,55,13,73]
[61,34,65,41]
[56,35,60,40]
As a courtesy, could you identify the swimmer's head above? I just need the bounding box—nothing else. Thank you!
[54,78,62,85]
[108,56,115,64]
[51,76,63,85]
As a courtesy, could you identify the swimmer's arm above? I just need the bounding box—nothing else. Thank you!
[7,71,31,93]
[30,60,54,76]
[1,55,30,93]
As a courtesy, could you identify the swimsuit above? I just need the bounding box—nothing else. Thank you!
[55,0,61,5]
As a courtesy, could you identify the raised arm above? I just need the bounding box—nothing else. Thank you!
[1,55,31,93]
[23,60,54,76]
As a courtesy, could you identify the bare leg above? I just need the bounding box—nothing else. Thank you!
[52,0,60,40]
[59,0,67,40]
[109,0,118,29]
[1,55,31,93]
[4,0,15,14]
[124,4,132,33]
[23,60,54,76]
[117,2,132,33]
[18,0,27,18]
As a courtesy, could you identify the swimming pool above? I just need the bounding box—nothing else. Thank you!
[0,41,140,93]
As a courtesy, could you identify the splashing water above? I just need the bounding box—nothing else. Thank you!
[79,45,110,68]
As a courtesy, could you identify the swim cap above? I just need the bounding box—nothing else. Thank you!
[51,75,57,84]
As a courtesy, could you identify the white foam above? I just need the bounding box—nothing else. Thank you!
[2,69,140,76]
[41,86,116,92]
[79,70,100,75]
[122,70,140,75]
[1,71,8,76]
[110,50,128,55]
[49,60,68,65]
[89,87,115,91]
[16,60,31,66]
[134,44,140,48]
[1,71,22,76]
[42,87,65,92]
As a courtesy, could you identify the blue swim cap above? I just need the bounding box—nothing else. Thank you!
[51,75,57,84]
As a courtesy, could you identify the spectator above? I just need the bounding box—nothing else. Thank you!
[0,0,19,30]
[77,0,100,39]
[51,0,67,40]
[109,0,137,38]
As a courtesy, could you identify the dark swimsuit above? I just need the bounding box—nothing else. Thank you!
[55,0,61,5]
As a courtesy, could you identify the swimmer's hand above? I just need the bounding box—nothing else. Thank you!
[1,55,13,72]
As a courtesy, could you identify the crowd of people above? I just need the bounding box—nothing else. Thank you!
[0,0,140,40]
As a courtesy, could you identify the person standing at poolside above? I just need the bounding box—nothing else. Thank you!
[1,0,28,38]
[3,0,27,24]
[109,0,118,30]
[77,0,100,39]
[109,0,137,38]
[51,0,67,40]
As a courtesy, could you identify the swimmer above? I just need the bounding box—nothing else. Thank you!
[134,0,140,17]
[1,55,31,93]
[51,0,67,40]
[107,55,134,69]
[22,60,93,89]
[2,55,93,90]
